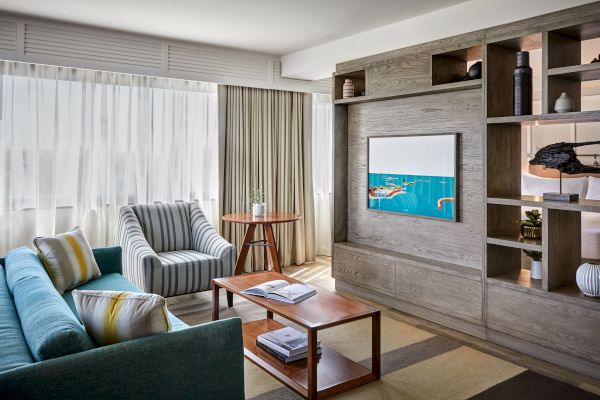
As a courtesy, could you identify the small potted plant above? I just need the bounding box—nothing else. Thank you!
[524,250,542,280]
[520,210,542,239]
[249,188,266,217]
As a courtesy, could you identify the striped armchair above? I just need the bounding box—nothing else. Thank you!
[117,201,236,299]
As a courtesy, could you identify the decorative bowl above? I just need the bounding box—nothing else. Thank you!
[576,263,600,297]
[521,225,542,239]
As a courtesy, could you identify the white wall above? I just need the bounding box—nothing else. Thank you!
[281,0,597,80]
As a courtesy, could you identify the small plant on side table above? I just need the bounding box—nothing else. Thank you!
[249,188,266,217]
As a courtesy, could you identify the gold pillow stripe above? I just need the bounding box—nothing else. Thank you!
[34,227,101,294]
[73,290,171,346]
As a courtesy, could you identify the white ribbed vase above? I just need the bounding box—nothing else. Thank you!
[576,263,600,297]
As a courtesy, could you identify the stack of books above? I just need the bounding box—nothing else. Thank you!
[256,326,322,363]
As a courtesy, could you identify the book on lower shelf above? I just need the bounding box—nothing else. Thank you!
[256,326,322,363]
[241,279,317,303]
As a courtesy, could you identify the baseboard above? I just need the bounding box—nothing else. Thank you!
[335,278,600,381]
[335,278,486,339]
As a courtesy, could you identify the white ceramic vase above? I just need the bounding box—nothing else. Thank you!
[252,203,266,217]
[554,92,574,113]
[576,263,600,297]
[530,260,543,280]
[342,79,354,99]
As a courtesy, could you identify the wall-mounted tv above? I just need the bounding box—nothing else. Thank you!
[367,133,458,221]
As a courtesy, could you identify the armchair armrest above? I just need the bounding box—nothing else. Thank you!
[190,202,236,272]
[117,206,162,293]
[0,318,245,400]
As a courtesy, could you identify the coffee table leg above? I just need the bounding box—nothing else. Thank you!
[226,290,233,307]
[266,310,273,319]
[307,329,318,399]
[212,282,220,321]
[372,311,381,379]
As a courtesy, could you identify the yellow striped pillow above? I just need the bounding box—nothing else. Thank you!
[34,227,101,294]
[72,290,171,346]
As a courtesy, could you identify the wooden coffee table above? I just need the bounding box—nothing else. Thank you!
[212,271,380,400]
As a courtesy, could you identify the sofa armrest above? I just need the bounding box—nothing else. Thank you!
[117,206,162,293]
[0,318,245,400]
[92,246,123,275]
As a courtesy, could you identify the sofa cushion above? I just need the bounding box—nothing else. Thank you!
[63,273,188,332]
[157,250,220,296]
[5,247,95,361]
[73,290,171,346]
[0,265,34,373]
[132,202,192,253]
[33,226,101,294]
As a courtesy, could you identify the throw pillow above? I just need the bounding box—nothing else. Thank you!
[33,227,101,294]
[73,290,171,346]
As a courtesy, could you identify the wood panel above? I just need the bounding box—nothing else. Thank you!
[346,89,484,269]
[543,209,581,291]
[395,258,483,324]
[333,104,348,243]
[486,44,517,118]
[366,53,430,96]
[487,284,600,364]
[486,124,521,197]
[332,245,396,295]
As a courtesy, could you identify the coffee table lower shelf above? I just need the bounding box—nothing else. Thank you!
[242,319,376,399]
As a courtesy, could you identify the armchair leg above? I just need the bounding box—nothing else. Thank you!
[226,290,233,307]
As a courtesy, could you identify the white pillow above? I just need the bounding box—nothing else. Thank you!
[586,176,600,200]
[73,290,171,346]
[522,174,588,198]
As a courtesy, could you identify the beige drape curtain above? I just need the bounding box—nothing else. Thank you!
[220,85,315,271]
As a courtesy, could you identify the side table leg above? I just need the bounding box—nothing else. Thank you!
[262,224,269,271]
[307,329,318,400]
[234,224,257,275]
[372,311,381,379]
[212,282,220,321]
[264,224,282,274]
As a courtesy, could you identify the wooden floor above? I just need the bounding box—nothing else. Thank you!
[167,257,600,396]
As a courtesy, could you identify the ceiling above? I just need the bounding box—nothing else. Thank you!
[0,0,469,55]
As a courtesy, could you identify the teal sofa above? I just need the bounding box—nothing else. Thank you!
[0,246,245,400]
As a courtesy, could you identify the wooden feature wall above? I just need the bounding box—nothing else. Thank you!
[332,1,600,380]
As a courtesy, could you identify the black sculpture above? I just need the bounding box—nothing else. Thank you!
[529,141,600,174]
[530,141,600,201]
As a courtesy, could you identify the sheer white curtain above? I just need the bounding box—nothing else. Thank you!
[0,61,219,255]
[312,93,333,256]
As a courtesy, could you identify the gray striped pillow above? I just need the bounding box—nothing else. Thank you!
[132,202,192,253]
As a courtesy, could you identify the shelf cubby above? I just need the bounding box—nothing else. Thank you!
[431,45,483,86]
[334,70,366,101]
[486,33,543,118]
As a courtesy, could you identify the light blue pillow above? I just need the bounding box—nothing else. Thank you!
[5,247,94,361]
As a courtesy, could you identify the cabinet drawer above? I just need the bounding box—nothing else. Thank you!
[333,246,395,294]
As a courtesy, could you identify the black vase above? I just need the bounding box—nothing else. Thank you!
[513,51,532,116]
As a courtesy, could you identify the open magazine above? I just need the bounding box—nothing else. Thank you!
[241,279,316,304]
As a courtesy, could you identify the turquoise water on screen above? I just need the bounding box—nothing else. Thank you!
[368,173,456,220]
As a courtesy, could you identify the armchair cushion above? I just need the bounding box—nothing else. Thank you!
[132,202,192,253]
[157,250,220,296]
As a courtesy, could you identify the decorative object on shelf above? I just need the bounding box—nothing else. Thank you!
[554,92,574,113]
[367,133,458,221]
[576,262,600,297]
[529,141,600,201]
[342,79,354,99]
[591,54,600,63]
[249,188,266,217]
[513,51,532,116]
[467,61,482,80]
[520,210,542,239]
[524,250,543,280]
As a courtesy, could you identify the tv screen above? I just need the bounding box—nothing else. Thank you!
[368,133,458,221]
